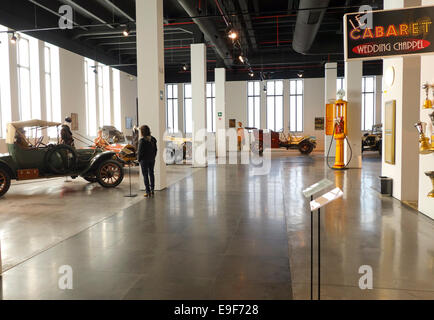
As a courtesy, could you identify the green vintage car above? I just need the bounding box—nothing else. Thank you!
[0,120,124,198]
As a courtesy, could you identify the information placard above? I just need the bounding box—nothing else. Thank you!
[310,188,344,211]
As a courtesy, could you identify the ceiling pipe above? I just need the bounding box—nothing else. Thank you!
[292,0,330,54]
[97,0,135,22]
[176,0,233,67]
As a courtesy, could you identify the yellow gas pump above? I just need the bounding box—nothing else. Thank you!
[332,99,347,170]
[326,90,352,170]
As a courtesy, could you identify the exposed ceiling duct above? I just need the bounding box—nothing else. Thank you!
[292,0,331,54]
[176,0,233,67]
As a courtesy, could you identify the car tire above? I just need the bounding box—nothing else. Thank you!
[299,142,314,155]
[0,167,11,198]
[96,160,124,188]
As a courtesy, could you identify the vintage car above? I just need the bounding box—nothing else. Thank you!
[0,120,124,198]
[362,124,382,155]
[248,129,317,155]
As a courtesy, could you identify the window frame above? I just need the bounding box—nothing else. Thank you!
[247,81,261,129]
[166,83,179,133]
[17,36,32,121]
[289,79,304,133]
[266,80,284,132]
[361,76,376,132]
[183,83,192,134]
[206,82,216,133]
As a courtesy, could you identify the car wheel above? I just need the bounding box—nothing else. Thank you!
[0,167,11,198]
[83,176,98,183]
[96,160,124,188]
[299,142,314,155]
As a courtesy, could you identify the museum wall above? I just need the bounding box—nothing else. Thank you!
[381,0,421,203]
[419,0,434,219]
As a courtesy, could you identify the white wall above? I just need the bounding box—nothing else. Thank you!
[119,72,138,134]
[419,0,434,219]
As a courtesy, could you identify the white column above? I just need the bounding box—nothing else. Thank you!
[136,0,167,190]
[191,43,207,167]
[344,60,363,168]
[215,68,226,158]
[324,62,337,157]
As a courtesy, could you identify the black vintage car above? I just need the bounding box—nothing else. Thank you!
[362,124,382,155]
[0,120,124,198]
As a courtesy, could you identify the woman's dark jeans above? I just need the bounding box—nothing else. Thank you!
[140,160,155,193]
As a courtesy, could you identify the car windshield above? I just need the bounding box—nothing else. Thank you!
[13,125,59,149]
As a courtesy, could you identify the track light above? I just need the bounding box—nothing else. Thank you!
[123,26,130,37]
[238,55,245,64]
[249,70,254,77]
[297,72,304,78]
[228,30,238,40]
[10,32,17,44]
[182,64,188,71]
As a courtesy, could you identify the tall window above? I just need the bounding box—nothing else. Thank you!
[362,76,376,131]
[337,78,344,92]
[184,83,192,134]
[97,64,111,127]
[17,37,31,121]
[247,81,260,128]
[17,34,40,121]
[84,58,97,136]
[166,84,179,133]
[289,79,303,132]
[112,69,122,130]
[44,44,61,137]
[266,80,284,131]
[206,83,216,133]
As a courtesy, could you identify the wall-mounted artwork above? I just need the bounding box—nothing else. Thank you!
[126,117,133,130]
[70,113,78,131]
[229,119,236,128]
[315,117,325,131]
[385,100,396,165]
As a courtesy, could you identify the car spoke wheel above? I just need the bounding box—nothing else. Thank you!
[96,160,124,188]
[0,168,11,198]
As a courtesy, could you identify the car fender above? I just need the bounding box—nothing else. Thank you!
[0,157,16,179]
[80,151,118,176]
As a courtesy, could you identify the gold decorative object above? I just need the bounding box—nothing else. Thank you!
[430,111,434,151]
[425,171,434,198]
[414,121,432,154]
[423,83,433,109]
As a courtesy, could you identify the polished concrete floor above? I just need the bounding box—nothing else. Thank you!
[0,165,200,272]
[0,152,433,300]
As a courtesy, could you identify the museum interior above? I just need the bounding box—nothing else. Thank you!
[0,0,433,301]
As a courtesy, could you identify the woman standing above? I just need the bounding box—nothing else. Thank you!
[138,125,158,197]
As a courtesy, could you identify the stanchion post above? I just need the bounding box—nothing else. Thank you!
[124,163,137,198]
